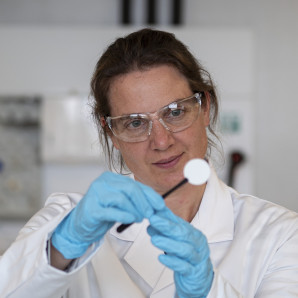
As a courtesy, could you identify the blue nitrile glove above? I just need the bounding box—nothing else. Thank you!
[147,208,214,298]
[52,172,165,259]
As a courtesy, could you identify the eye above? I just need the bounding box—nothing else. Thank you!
[124,118,147,130]
[130,119,142,128]
[165,105,186,119]
[170,109,183,117]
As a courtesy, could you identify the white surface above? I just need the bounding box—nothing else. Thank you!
[184,158,210,185]
[0,27,253,96]
[41,94,102,162]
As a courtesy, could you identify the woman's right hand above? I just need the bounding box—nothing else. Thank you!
[51,172,165,260]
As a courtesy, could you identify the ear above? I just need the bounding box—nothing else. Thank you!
[100,116,120,150]
[202,92,211,127]
[110,135,120,150]
[100,117,106,128]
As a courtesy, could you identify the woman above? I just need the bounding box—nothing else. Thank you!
[0,28,297,298]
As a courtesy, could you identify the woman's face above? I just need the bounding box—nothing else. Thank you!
[108,65,210,194]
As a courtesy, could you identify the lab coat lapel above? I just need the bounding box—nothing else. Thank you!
[91,235,146,298]
[123,220,169,289]
[194,166,235,243]
[110,219,175,291]
[150,266,174,296]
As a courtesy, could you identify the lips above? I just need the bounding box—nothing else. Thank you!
[153,153,183,169]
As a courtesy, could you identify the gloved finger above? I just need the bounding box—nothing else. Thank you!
[174,271,213,298]
[135,182,166,211]
[158,254,194,275]
[104,191,147,220]
[148,212,188,238]
[147,224,158,237]
[75,221,114,243]
[153,207,181,222]
[75,207,138,242]
[73,189,144,234]
[85,184,146,222]
[125,184,162,219]
[149,212,208,248]
[95,172,164,218]
[149,233,202,264]
[74,194,141,228]
[93,207,138,224]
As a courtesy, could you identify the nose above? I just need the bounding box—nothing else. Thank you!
[149,119,175,150]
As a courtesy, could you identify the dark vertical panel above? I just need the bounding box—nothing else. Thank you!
[121,0,131,24]
[147,0,156,24]
[172,0,182,25]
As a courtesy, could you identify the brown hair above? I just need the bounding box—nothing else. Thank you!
[90,28,220,172]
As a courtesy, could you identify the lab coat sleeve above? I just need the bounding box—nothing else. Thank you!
[255,221,298,297]
[0,192,101,298]
[207,217,298,298]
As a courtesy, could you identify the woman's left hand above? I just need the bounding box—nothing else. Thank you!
[147,208,214,298]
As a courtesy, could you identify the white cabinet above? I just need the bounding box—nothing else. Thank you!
[41,94,103,163]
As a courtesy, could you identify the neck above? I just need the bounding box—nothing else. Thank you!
[164,182,206,222]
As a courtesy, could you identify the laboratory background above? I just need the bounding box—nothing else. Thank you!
[0,0,298,254]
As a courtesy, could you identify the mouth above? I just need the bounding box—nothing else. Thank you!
[152,153,183,169]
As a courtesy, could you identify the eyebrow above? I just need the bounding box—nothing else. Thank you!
[117,96,185,118]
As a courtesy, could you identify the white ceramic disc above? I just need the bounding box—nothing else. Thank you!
[183,158,210,185]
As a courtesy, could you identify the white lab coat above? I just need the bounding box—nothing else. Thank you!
[0,167,298,298]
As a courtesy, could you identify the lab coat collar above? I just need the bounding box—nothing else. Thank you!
[110,219,166,289]
[109,166,235,293]
[193,165,235,243]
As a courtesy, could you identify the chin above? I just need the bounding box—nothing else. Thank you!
[158,172,183,190]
